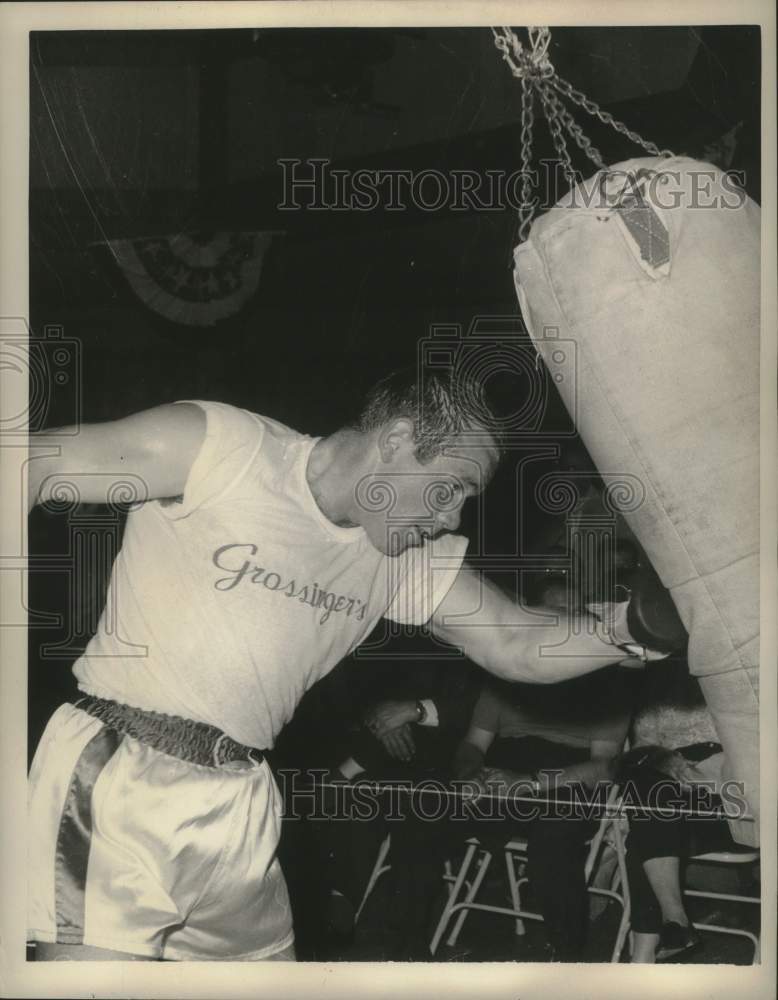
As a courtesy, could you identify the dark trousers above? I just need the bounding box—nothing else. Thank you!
[624,764,735,934]
[318,725,454,910]
[382,737,601,959]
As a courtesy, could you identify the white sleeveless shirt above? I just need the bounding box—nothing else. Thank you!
[74,401,467,748]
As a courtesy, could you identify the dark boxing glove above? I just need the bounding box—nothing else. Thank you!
[587,556,687,662]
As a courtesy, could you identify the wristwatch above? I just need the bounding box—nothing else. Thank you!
[415,699,428,724]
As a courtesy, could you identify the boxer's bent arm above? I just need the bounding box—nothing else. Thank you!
[28,403,206,511]
[430,566,624,684]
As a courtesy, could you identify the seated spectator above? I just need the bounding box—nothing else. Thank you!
[453,663,636,961]
[314,652,480,953]
[335,673,475,782]
[355,577,640,963]
[619,659,749,963]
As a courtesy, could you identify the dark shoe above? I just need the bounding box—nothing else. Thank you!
[655,922,702,962]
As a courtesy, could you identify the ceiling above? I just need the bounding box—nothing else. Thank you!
[29,25,760,320]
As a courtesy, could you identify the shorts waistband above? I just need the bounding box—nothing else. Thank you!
[72,695,266,768]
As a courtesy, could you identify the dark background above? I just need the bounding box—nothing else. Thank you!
[27,24,761,761]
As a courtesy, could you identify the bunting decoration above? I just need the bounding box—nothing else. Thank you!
[105,230,278,326]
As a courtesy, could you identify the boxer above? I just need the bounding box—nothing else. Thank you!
[26,366,667,961]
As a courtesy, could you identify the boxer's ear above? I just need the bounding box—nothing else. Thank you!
[378,418,415,462]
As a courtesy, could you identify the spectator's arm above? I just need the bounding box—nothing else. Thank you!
[364,700,419,737]
[451,725,495,780]
[538,737,622,791]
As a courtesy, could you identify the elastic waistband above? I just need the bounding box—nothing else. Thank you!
[73,695,265,769]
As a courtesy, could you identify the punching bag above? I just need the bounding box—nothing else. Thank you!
[514,157,760,844]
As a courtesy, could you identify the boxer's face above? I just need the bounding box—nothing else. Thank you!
[358,421,499,556]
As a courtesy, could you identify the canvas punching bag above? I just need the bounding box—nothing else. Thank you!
[514,156,760,844]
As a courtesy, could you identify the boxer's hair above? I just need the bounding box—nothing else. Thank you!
[357,366,503,462]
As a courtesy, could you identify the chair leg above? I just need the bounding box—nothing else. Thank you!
[429,841,479,956]
[691,922,761,964]
[608,824,631,962]
[446,848,493,948]
[505,849,527,937]
[355,834,392,923]
[684,880,761,964]
[611,897,632,963]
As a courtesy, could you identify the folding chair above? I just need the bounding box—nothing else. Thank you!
[429,784,631,961]
[683,847,761,963]
[354,832,392,922]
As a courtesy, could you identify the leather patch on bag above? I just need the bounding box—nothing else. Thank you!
[599,168,672,279]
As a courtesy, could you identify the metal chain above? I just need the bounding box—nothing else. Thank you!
[491,26,553,81]
[551,73,675,158]
[544,83,607,171]
[538,81,580,187]
[492,26,675,241]
[536,81,576,187]
[518,75,536,242]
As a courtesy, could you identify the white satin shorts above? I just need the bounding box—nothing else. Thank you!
[27,703,294,960]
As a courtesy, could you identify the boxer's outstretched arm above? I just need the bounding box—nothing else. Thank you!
[28,403,206,512]
[430,565,627,684]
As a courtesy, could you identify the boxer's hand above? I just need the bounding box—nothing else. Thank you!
[586,599,636,646]
[586,600,672,665]
[618,650,651,669]
[365,700,418,737]
[586,558,688,658]
[379,723,416,762]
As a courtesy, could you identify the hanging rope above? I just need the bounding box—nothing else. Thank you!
[491,26,675,241]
